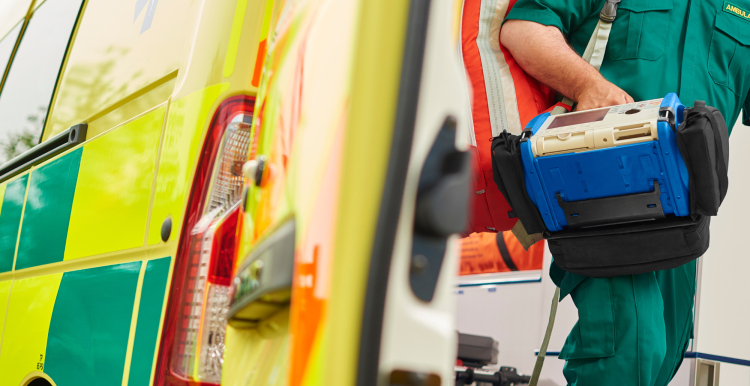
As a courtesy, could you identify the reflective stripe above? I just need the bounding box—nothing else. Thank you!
[488,0,523,134]
[458,3,477,147]
[551,99,573,116]
[476,0,516,136]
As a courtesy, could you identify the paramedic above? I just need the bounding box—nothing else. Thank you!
[500,0,748,385]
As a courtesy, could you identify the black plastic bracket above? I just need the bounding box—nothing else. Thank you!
[455,367,531,386]
[600,0,621,22]
[0,123,87,183]
[519,128,532,143]
[556,181,666,228]
[659,106,676,132]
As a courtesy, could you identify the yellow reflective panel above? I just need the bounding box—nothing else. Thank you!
[288,0,358,242]
[0,182,6,218]
[172,0,266,101]
[452,0,462,45]
[43,0,196,140]
[0,279,11,336]
[325,0,409,383]
[64,106,165,260]
[83,73,176,140]
[147,83,229,245]
[223,0,249,78]
[222,308,289,386]
[0,273,63,386]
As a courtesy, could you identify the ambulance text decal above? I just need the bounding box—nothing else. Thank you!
[724,1,750,20]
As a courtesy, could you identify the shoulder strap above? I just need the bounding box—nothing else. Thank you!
[528,287,561,386]
[551,0,621,116]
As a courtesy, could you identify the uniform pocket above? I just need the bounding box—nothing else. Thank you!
[607,0,673,61]
[559,278,616,360]
[708,11,750,96]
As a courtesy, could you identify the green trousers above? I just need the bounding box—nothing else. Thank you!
[559,260,697,386]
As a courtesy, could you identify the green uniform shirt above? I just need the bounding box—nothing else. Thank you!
[507,0,750,136]
[507,0,746,298]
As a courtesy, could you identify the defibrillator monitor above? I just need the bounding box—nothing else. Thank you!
[531,99,665,157]
[520,93,690,231]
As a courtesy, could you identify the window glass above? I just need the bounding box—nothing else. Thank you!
[0,22,22,88]
[0,0,83,163]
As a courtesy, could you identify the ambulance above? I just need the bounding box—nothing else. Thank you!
[0,0,469,385]
[222,0,470,384]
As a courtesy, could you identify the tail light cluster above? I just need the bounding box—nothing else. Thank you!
[155,96,255,385]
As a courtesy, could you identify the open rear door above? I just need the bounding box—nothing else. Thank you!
[343,0,470,384]
[224,0,469,384]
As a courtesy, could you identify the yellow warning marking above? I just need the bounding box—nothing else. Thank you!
[64,106,164,261]
[0,273,63,386]
[724,1,750,19]
[0,280,13,356]
[121,260,148,386]
[223,0,249,78]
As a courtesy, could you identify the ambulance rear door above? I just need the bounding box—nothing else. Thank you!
[345,0,470,384]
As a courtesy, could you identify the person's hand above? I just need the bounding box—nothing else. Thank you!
[574,78,634,111]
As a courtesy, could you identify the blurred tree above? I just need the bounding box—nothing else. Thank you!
[0,105,45,162]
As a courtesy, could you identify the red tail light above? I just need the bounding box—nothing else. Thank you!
[154,96,255,385]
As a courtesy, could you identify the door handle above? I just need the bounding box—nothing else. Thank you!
[410,116,471,302]
[0,123,87,183]
[414,116,471,237]
[228,219,295,328]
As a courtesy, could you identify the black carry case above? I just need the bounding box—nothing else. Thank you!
[676,101,730,216]
[491,101,729,277]
[490,132,546,235]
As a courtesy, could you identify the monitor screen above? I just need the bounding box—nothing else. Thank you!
[547,108,609,130]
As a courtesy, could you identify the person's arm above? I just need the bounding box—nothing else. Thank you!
[500,19,633,111]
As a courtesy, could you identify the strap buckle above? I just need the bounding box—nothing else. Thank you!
[599,0,621,22]
[520,127,533,142]
[658,106,676,132]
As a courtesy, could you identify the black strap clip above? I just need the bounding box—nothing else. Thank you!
[600,0,621,22]
[520,127,533,142]
[658,106,676,132]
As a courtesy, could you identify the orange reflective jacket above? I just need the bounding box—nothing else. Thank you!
[460,232,544,275]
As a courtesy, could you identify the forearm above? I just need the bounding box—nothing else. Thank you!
[501,20,598,101]
[500,20,632,110]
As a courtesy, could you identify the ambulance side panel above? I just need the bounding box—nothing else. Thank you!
[0,0,268,384]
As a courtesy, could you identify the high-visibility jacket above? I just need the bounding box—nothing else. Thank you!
[461,0,561,234]
[460,231,544,274]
